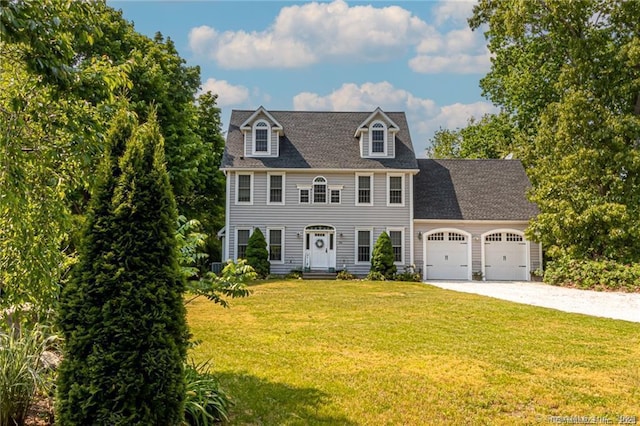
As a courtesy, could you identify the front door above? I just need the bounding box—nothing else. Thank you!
[311,232,330,269]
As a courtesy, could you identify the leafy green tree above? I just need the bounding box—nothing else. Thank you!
[470,0,640,263]
[427,113,516,159]
[370,232,397,279]
[57,109,188,425]
[0,46,128,319]
[74,5,227,227]
[245,229,270,279]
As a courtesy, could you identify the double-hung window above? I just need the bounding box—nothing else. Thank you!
[356,174,373,205]
[356,229,372,263]
[313,176,327,203]
[387,174,404,206]
[268,228,283,262]
[388,229,403,264]
[268,173,284,204]
[236,229,251,259]
[236,173,252,204]
[253,121,269,153]
[371,122,385,154]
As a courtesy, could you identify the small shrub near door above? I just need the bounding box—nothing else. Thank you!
[370,231,397,279]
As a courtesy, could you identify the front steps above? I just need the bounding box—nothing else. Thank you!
[303,270,337,280]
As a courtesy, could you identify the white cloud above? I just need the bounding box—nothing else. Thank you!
[432,1,477,26]
[189,0,489,74]
[188,0,436,69]
[409,51,491,74]
[200,78,249,106]
[292,82,497,156]
[411,25,490,74]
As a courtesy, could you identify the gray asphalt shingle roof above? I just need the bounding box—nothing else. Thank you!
[414,159,538,221]
[222,110,419,170]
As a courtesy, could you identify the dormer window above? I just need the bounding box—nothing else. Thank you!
[253,120,270,154]
[371,122,385,153]
[369,121,387,155]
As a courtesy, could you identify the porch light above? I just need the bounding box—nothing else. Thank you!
[417,231,422,240]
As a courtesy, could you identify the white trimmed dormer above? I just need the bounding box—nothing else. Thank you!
[240,106,283,158]
[354,107,399,159]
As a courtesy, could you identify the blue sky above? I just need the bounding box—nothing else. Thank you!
[108,1,497,156]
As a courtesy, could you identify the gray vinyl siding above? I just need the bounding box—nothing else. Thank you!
[414,222,541,279]
[244,132,252,157]
[227,170,413,275]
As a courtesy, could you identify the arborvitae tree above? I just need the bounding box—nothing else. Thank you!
[245,228,270,278]
[371,231,397,279]
[57,108,188,425]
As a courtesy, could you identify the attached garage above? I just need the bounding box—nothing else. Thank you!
[425,230,470,280]
[483,231,528,281]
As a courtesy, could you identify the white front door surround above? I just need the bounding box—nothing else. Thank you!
[304,225,336,271]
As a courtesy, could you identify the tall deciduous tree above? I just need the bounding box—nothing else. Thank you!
[427,113,516,159]
[57,109,188,424]
[470,0,640,262]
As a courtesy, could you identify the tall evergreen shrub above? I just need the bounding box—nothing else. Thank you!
[370,231,397,279]
[57,109,188,425]
[245,228,269,278]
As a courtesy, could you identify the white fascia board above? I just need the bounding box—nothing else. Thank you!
[239,106,283,132]
[354,107,400,137]
[413,219,531,225]
[222,167,421,174]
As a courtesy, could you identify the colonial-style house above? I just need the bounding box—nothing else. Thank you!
[220,106,541,281]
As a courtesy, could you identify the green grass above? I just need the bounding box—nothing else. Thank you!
[187,280,640,425]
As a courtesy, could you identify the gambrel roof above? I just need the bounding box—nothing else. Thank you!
[222,110,419,170]
[414,159,539,221]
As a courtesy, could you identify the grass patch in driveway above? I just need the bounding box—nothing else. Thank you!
[187,280,640,425]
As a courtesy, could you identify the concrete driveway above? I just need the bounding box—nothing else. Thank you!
[426,280,640,323]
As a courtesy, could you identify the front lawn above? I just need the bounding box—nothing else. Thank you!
[187,280,640,425]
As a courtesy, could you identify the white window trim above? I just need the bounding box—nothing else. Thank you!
[252,119,271,155]
[267,172,286,205]
[386,227,405,265]
[267,227,285,264]
[355,173,374,206]
[235,172,254,205]
[235,227,253,261]
[386,173,405,207]
[355,227,373,264]
[328,185,343,205]
[368,120,387,156]
[297,185,311,204]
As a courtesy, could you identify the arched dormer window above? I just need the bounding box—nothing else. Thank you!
[370,121,386,155]
[313,176,327,203]
[253,120,270,154]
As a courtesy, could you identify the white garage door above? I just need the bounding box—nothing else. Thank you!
[484,232,528,281]
[425,231,469,280]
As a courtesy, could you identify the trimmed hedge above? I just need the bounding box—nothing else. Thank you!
[545,258,640,292]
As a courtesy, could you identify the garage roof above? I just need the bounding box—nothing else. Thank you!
[414,159,538,221]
